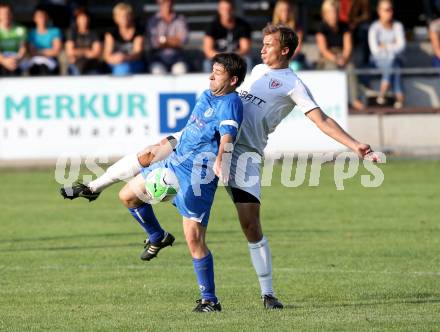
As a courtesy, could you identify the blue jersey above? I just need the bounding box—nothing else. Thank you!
[141,89,243,226]
[175,89,243,166]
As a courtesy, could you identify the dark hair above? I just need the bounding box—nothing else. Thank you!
[212,53,247,87]
[74,7,90,18]
[219,0,235,7]
[263,23,299,59]
[0,3,12,11]
[33,5,48,15]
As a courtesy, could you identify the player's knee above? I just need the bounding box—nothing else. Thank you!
[185,235,206,257]
[137,149,153,167]
[119,187,137,208]
[241,218,263,241]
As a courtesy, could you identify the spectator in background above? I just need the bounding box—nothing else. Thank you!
[272,0,307,70]
[0,3,26,76]
[429,17,440,69]
[317,0,364,110]
[339,0,371,66]
[147,0,188,75]
[66,8,104,75]
[316,0,351,69]
[27,6,62,75]
[104,3,144,76]
[203,0,252,72]
[368,0,405,108]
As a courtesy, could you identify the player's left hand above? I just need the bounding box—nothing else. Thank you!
[355,143,380,162]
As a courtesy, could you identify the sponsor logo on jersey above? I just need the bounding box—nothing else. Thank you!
[189,114,206,129]
[269,78,282,89]
[238,90,266,108]
[204,107,214,118]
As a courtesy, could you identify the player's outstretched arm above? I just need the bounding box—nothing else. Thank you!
[306,108,379,161]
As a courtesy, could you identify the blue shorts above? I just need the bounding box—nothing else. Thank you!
[140,156,218,227]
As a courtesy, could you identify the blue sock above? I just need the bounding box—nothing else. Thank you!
[128,203,164,243]
[192,251,217,303]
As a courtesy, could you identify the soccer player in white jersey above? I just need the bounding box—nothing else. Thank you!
[61,24,378,310]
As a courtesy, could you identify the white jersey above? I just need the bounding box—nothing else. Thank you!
[235,64,319,157]
[171,64,320,199]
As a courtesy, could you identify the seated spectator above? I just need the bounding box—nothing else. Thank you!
[272,0,307,70]
[0,3,26,76]
[342,0,371,67]
[27,6,62,75]
[429,17,440,69]
[203,0,252,72]
[104,3,144,76]
[316,0,352,69]
[368,0,405,108]
[147,0,188,75]
[317,0,364,110]
[65,8,104,75]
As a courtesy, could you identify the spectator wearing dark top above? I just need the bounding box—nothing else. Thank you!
[65,8,104,75]
[104,3,144,76]
[203,0,252,72]
[27,6,62,76]
[0,3,26,76]
[316,0,364,111]
[147,0,188,75]
[340,0,371,67]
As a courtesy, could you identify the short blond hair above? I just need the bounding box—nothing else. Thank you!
[377,0,393,9]
[113,2,133,17]
[321,0,338,15]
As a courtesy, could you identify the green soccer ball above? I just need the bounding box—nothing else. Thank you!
[145,167,179,204]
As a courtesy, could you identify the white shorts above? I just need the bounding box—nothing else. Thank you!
[227,149,262,200]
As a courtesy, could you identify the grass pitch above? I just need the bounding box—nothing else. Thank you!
[0,160,439,331]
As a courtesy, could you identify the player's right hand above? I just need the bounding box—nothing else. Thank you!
[213,157,229,184]
[355,143,380,162]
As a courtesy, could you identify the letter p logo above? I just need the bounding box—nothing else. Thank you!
[159,93,195,133]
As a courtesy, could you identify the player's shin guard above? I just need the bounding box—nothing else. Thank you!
[88,154,141,193]
[192,251,217,303]
[248,236,274,296]
[128,203,165,243]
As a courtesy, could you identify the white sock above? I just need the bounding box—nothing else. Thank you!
[248,236,274,296]
[88,154,142,193]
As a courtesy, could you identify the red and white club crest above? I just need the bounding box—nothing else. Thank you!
[269,78,282,89]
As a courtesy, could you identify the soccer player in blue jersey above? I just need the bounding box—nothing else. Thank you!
[62,53,246,312]
[62,25,379,311]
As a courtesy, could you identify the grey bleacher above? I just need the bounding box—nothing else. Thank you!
[4,0,439,108]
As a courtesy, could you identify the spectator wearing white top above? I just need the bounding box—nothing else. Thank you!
[368,0,405,108]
